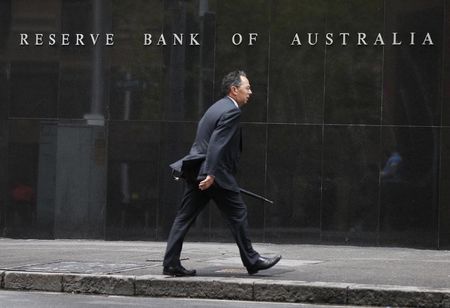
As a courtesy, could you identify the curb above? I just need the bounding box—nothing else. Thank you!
[2,271,450,307]
[135,276,254,300]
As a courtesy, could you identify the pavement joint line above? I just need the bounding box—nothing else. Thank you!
[345,286,349,305]
[252,280,255,301]
[2,271,450,306]
[0,270,4,289]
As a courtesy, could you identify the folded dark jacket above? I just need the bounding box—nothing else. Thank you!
[170,154,206,182]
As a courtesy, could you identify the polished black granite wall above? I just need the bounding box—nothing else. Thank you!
[0,0,449,248]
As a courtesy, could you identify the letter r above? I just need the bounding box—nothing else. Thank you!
[20,33,29,45]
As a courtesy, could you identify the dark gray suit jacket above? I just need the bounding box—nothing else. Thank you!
[170,97,242,192]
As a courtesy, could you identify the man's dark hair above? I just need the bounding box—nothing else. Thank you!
[221,70,247,96]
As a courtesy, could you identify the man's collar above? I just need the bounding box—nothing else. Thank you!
[227,96,240,109]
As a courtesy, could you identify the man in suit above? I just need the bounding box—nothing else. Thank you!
[163,70,281,276]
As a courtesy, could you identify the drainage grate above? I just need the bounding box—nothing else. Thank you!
[2,261,156,274]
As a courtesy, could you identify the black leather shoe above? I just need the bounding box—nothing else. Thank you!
[247,255,282,275]
[163,265,196,277]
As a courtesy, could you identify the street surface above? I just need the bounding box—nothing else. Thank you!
[0,290,377,308]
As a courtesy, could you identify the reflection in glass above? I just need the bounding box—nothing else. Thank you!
[324,0,383,125]
[266,125,322,243]
[5,120,39,238]
[269,0,325,124]
[10,63,59,118]
[380,127,439,246]
[109,0,163,121]
[322,126,379,245]
[0,0,448,249]
[438,129,450,248]
[383,0,444,126]
[107,122,160,239]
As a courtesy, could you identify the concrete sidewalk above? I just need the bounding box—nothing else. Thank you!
[1,239,450,307]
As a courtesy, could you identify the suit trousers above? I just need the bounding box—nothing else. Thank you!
[163,181,260,269]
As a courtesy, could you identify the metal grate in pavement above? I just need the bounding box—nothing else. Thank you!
[1,261,157,274]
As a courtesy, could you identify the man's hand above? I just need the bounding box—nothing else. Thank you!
[199,175,215,191]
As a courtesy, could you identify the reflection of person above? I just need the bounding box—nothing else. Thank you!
[381,151,402,179]
[11,183,34,204]
[10,181,34,226]
[163,71,281,276]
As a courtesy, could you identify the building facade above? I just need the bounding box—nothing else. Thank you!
[0,0,449,248]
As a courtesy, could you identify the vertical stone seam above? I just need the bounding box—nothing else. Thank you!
[345,285,349,305]
[132,276,137,296]
[61,274,65,293]
[58,274,63,292]
[61,273,69,293]
[252,281,255,301]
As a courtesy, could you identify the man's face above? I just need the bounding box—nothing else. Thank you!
[232,76,252,106]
